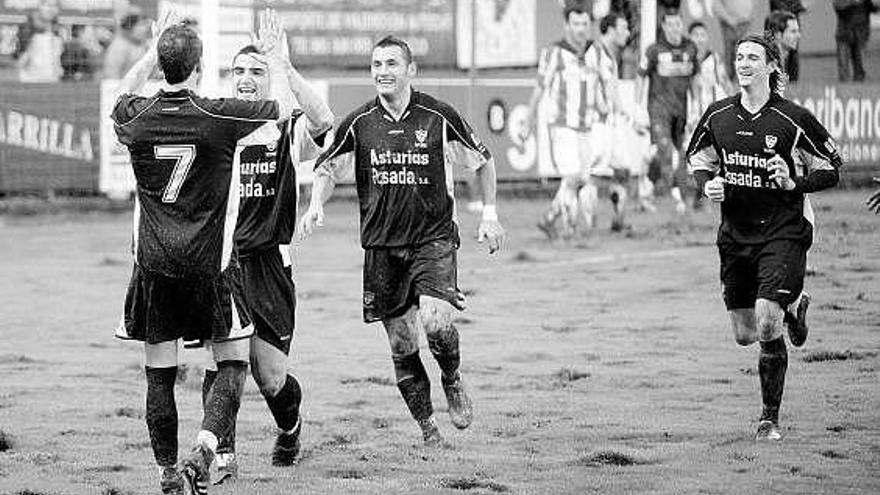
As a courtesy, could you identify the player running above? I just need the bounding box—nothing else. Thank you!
[687,33,841,441]
[296,35,504,445]
[111,11,294,495]
[200,10,334,483]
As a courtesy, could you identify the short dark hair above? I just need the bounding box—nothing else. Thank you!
[736,33,784,93]
[158,24,202,85]
[374,35,412,64]
[660,8,681,23]
[231,44,261,67]
[563,0,592,22]
[764,10,796,35]
[688,21,706,34]
[120,14,142,32]
[599,13,622,35]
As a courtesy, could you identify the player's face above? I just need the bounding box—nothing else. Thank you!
[781,19,801,50]
[232,53,269,101]
[371,46,415,98]
[612,18,630,47]
[735,41,773,89]
[690,26,708,52]
[565,12,592,47]
[661,14,684,44]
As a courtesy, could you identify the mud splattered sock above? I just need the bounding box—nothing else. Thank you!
[758,337,788,423]
[427,326,461,382]
[145,366,178,467]
[202,360,247,443]
[392,351,433,422]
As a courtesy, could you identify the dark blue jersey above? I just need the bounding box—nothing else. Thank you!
[639,37,698,116]
[687,93,842,245]
[112,89,278,278]
[315,90,491,248]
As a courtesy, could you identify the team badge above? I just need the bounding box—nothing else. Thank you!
[266,142,276,152]
[765,135,777,149]
[415,128,428,148]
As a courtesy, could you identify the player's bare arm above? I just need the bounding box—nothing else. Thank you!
[523,84,545,138]
[272,30,333,136]
[475,157,505,254]
[116,8,178,95]
[253,8,296,122]
[867,177,880,214]
[295,169,336,241]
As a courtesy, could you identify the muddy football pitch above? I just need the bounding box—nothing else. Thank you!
[0,190,878,494]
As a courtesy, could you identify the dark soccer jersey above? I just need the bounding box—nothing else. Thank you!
[687,93,843,245]
[639,36,698,116]
[235,111,326,255]
[112,89,278,278]
[315,91,491,248]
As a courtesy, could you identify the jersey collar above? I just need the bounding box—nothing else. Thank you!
[736,91,781,120]
[375,89,420,122]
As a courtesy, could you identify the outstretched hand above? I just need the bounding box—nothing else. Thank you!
[150,8,180,51]
[867,177,880,214]
[252,8,286,58]
[295,205,325,242]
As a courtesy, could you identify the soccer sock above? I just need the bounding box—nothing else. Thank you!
[758,337,788,423]
[392,351,433,422]
[427,325,461,382]
[145,366,178,467]
[202,368,235,453]
[202,360,247,447]
[262,375,302,433]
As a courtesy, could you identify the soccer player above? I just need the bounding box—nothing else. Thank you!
[200,22,334,483]
[296,35,504,445]
[687,34,841,441]
[111,11,294,494]
[637,8,699,214]
[577,13,632,232]
[524,3,599,238]
[764,10,802,84]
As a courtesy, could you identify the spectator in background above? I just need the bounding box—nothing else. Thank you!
[765,10,801,84]
[15,0,63,82]
[102,13,151,80]
[61,25,96,81]
[768,0,805,81]
[834,0,879,82]
[715,0,754,77]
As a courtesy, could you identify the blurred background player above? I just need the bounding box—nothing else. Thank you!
[714,0,755,78]
[764,10,802,85]
[687,34,841,441]
[638,8,699,214]
[200,10,334,484]
[577,13,632,232]
[833,0,879,83]
[525,1,598,239]
[102,13,151,80]
[769,0,806,81]
[297,35,505,446]
[111,10,295,494]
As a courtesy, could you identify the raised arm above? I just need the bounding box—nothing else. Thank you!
[117,10,177,95]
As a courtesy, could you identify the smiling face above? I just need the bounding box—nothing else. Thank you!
[232,52,269,101]
[371,45,415,98]
[735,41,774,90]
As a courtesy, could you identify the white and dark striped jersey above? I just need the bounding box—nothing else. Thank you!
[537,40,605,130]
[112,89,278,278]
[687,93,842,245]
[315,90,491,248]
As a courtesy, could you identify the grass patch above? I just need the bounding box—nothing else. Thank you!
[578,450,645,467]
[326,468,367,480]
[802,350,876,363]
[554,367,590,383]
[439,476,510,492]
[0,430,12,452]
[512,250,537,262]
[820,449,848,459]
[339,376,395,387]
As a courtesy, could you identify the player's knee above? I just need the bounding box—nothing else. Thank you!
[733,332,757,346]
[419,304,453,339]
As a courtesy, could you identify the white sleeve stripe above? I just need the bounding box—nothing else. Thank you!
[769,107,834,162]
[320,106,377,163]
[113,95,162,128]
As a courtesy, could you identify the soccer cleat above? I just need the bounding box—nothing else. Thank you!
[755,420,782,441]
[786,291,811,347]
[212,452,237,486]
[442,372,473,430]
[179,445,213,495]
[418,416,445,446]
[272,419,302,466]
[160,466,184,495]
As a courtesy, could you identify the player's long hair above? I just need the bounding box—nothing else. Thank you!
[736,33,786,96]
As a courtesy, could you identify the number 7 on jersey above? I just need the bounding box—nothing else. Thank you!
[154,145,196,203]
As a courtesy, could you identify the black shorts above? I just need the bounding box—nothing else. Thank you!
[117,263,253,344]
[362,238,461,323]
[240,246,296,354]
[718,239,808,310]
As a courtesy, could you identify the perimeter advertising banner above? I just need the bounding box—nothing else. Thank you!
[269,0,456,68]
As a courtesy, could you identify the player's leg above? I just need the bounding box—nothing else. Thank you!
[669,113,690,214]
[383,307,441,444]
[198,342,236,485]
[251,336,302,466]
[753,297,787,441]
[540,127,578,238]
[144,340,183,494]
[576,178,599,231]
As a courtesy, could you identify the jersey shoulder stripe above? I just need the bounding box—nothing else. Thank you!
[316,100,379,167]
[187,96,276,124]
[113,93,162,128]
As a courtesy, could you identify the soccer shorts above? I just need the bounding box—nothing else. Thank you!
[117,263,253,344]
[718,239,809,310]
[240,245,296,354]
[648,108,689,188]
[549,126,598,178]
[362,238,462,323]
